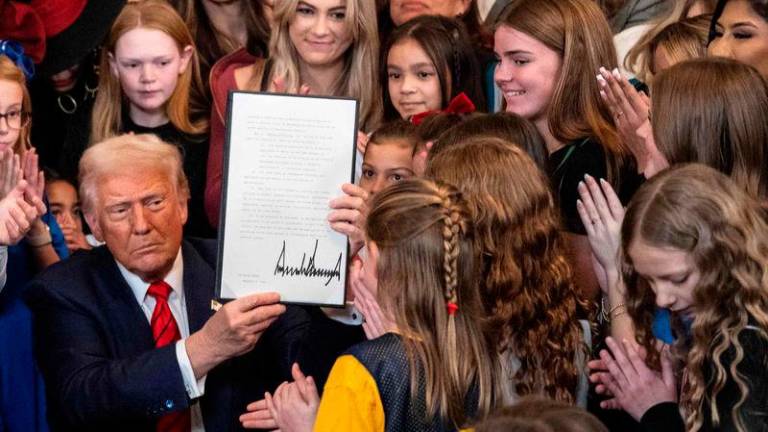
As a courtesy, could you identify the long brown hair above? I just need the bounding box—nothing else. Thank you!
[170,0,270,80]
[91,0,208,144]
[426,137,586,404]
[0,55,31,155]
[366,178,498,427]
[651,57,768,199]
[256,0,381,131]
[622,163,768,432]
[382,15,486,120]
[497,0,627,183]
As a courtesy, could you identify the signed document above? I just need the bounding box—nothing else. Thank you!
[216,92,357,306]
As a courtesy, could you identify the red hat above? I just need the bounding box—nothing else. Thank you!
[31,0,87,38]
[32,0,126,76]
[0,0,46,63]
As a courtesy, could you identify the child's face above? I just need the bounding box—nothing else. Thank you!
[387,38,442,119]
[47,180,85,234]
[289,0,353,70]
[359,140,415,195]
[0,78,23,152]
[494,25,562,122]
[109,27,192,124]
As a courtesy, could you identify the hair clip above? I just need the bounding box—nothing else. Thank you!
[410,92,477,126]
[446,301,459,316]
[0,40,35,80]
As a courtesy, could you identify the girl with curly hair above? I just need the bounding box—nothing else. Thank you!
[592,163,768,431]
[426,137,589,406]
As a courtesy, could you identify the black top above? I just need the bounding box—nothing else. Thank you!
[347,333,478,432]
[547,138,645,235]
[547,138,607,235]
[640,326,768,432]
[122,115,215,239]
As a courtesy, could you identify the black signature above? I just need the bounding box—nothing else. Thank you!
[274,240,343,286]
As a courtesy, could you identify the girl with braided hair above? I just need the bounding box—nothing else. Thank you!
[247,178,498,432]
[426,136,589,407]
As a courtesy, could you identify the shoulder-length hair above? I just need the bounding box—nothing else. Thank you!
[497,0,627,182]
[651,57,768,199]
[91,0,208,144]
[622,163,768,432]
[263,0,381,132]
[0,55,31,155]
[426,137,587,404]
[382,15,485,121]
[367,178,498,427]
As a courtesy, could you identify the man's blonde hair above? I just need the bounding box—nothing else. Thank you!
[79,134,190,215]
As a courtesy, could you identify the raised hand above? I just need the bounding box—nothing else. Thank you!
[0,179,40,245]
[576,175,624,294]
[269,76,311,96]
[328,183,369,255]
[21,148,45,203]
[0,149,21,199]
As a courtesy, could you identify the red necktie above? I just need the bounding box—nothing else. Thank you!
[148,281,191,432]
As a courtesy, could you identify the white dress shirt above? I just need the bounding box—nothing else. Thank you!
[117,249,206,432]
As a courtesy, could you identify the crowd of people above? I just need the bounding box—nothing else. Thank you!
[0,0,767,430]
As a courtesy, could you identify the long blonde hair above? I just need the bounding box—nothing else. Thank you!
[254,0,381,131]
[497,0,627,182]
[366,178,498,427]
[622,164,768,432]
[0,55,31,155]
[91,0,208,144]
[426,137,586,404]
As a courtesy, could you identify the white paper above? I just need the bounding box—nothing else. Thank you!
[217,92,357,306]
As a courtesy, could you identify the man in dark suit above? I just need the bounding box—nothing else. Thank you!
[25,134,291,431]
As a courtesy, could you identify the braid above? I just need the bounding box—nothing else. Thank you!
[437,186,463,313]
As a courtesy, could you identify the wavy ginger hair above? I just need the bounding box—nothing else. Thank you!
[366,178,498,428]
[497,0,627,182]
[622,164,768,432]
[91,0,208,144]
[258,0,381,131]
[0,55,31,155]
[426,137,586,404]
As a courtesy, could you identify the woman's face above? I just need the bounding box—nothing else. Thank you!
[494,25,562,122]
[0,78,23,153]
[289,0,353,70]
[628,239,701,317]
[387,38,442,119]
[389,0,471,26]
[709,0,768,78]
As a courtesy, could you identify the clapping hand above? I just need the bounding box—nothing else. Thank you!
[240,363,319,432]
[588,337,677,420]
[576,175,623,294]
[596,67,669,178]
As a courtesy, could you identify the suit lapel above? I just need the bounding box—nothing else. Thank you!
[93,246,156,353]
[181,241,215,334]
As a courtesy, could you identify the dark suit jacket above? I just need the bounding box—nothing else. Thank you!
[25,238,304,432]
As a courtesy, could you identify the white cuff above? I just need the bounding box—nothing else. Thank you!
[176,339,207,399]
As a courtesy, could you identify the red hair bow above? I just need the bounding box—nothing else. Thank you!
[410,92,476,126]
